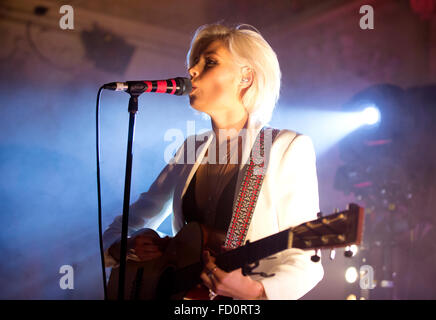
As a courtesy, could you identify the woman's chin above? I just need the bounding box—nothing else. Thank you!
[189,100,207,113]
[189,95,197,107]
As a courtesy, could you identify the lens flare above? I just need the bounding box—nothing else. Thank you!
[345,266,358,283]
[361,106,380,125]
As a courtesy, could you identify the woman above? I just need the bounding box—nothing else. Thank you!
[103,23,323,300]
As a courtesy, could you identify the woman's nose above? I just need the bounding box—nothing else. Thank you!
[189,67,198,80]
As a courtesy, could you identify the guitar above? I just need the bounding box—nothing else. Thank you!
[107,203,364,300]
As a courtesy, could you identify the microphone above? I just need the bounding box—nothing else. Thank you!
[103,77,192,96]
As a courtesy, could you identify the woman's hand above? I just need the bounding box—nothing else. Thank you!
[200,250,266,300]
[108,229,170,262]
[129,232,170,262]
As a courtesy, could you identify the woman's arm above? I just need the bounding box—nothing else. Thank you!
[258,134,324,300]
[102,137,190,267]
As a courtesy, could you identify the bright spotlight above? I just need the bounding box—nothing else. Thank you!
[346,245,358,257]
[361,106,380,125]
[345,267,358,283]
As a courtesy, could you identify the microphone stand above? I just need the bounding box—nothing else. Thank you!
[117,89,142,300]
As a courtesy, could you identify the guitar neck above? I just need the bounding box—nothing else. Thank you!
[216,229,291,272]
[171,229,291,295]
[171,204,364,295]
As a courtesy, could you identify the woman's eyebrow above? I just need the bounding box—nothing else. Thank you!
[202,50,220,57]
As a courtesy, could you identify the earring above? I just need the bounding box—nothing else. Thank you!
[242,78,249,83]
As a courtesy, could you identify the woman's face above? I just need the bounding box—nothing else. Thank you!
[188,40,244,115]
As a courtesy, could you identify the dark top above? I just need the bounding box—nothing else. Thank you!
[182,168,239,233]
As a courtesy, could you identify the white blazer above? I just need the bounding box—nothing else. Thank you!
[103,115,324,300]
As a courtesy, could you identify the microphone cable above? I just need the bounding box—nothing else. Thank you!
[96,86,108,300]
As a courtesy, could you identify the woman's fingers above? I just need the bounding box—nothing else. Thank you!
[201,250,229,294]
[200,271,215,289]
[133,249,162,261]
[131,234,166,261]
[135,235,157,245]
[134,235,162,249]
[202,250,216,264]
[135,244,160,252]
[203,251,219,275]
[135,235,169,249]
[137,252,162,261]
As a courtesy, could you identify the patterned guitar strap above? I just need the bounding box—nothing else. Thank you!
[223,127,281,249]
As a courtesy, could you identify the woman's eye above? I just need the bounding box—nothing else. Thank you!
[205,58,217,67]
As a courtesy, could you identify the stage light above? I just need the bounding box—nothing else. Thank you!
[346,294,357,300]
[349,244,358,256]
[361,105,380,125]
[345,266,358,283]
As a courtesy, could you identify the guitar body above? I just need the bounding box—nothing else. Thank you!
[107,222,205,300]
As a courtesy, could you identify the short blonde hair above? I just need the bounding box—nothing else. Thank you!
[187,23,281,126]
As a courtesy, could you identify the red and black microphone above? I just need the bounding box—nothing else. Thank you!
[103,77,192,96]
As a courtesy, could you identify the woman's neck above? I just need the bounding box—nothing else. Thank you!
[210,107,249,142]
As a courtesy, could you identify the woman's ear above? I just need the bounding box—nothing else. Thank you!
[240,66,253,88]
[238,66,253,104]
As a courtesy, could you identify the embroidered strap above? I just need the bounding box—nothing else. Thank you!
[223,127,280,249]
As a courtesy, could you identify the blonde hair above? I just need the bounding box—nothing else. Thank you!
[187,23,281,126]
